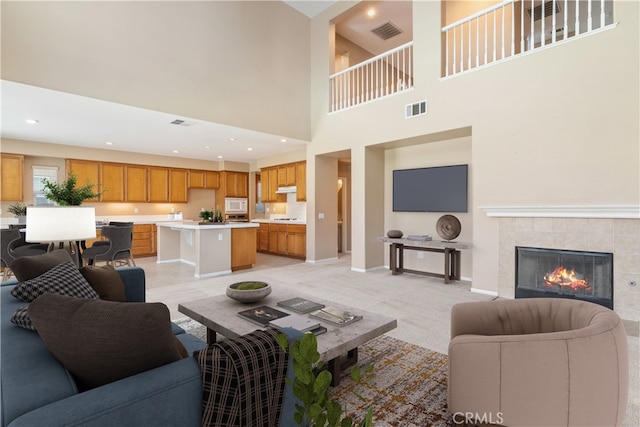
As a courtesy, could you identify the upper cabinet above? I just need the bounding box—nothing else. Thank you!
[0,154,24,201]
[126,165,148,202]
[148,167,170,202]
[222,171,249,198]
[66,159,101,202]
[295,161,306,201]
[261,161,306,202]
[100,163,126,202]
[189,170,220,189]
[169,169,188,203]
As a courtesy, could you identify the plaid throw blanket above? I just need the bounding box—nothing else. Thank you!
[195,328,288,427]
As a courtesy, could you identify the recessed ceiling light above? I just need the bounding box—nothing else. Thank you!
[247,147,253,151]
[217,155,223,159]
[229,137,236,142]
[367,8,376,17]
[205,146,211,149]
[25,119,39,124]
[172,150,179,154]
[280,138,287,143]
[106,141,114,146]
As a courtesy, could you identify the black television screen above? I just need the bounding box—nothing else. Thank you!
[393,164,468,212]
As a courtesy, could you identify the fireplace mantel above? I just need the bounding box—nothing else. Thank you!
[479,205,640,219]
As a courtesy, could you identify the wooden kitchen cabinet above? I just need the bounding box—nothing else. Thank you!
[131,224,156,257]
[258,223,269,252]
[268,168,280,201]
[286,224,306,258]
[67,159,101,202]
[295,161,306,201]
[277,163,296,187]
[223,171,248,198]
[189,170,220,189]
[231,227,257,271]
[0,154,24,201]
[126,165,148,202]
[100,163,126,202]
[148,167,169,202]
[262,223,306,259]
[169,169,188,203]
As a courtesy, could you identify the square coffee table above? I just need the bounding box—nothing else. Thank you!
[178,289,397,386]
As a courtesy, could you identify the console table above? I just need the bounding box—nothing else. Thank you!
[378,237,471,284]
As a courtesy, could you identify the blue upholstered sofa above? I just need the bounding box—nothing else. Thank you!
[1,266,299,427]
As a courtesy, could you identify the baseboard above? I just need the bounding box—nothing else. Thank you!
[351,265,387,273]
[470,287,499,297]
[305,257,339,264]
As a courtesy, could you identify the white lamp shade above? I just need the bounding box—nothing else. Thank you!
[26,206,97,242]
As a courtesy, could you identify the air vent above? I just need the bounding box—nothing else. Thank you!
[527,2,561,21]
[371,21,402,41]
[169,119,195,127]
[405,101,427,118]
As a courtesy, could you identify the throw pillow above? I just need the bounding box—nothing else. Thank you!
[9,249,74,281]
[29,293,186,391]
[79,265,126,302]
[10,306,36,331]
[11,262,99,303]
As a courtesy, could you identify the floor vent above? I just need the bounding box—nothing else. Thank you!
[405,101,427,118]
[371,21,403,41]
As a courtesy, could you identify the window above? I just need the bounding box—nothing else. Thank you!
[32,166,58,206]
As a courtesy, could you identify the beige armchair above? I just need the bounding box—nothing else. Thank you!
[448,298,628,426]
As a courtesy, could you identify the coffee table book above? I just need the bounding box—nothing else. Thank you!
[269,314,320,332]
[237,305,289,327]
[277,297,326,314]
[309,307,362,327]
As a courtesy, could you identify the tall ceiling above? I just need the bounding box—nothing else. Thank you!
[1,0,408,163]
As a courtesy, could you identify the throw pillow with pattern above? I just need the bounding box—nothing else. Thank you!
[10,306,36,331]
[11,262,99,303]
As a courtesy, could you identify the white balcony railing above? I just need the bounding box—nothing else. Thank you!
[329,42,414,113]
[442,0,614,77]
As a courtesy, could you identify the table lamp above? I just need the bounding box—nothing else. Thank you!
[26,206,97,264]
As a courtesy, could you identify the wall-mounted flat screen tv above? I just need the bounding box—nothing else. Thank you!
[393,164,468,212]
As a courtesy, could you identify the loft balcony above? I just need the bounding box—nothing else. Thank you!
[329,0,615,113]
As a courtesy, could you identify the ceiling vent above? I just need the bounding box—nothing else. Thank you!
[527,2,561,21]
[371,21,403,40]
[170,119,195,127]
[405,100,427,118]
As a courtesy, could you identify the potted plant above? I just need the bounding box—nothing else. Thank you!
[42,171,102,205]
[276,333,374,427]
[7,202,28,223]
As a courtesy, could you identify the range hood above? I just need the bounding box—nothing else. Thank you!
[275,186,297,194]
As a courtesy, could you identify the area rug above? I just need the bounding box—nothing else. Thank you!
[175,318,453,427]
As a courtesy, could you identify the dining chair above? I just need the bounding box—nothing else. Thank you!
[1,228,50,280]
[81,225,136,267]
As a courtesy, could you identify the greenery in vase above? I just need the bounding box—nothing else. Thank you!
[199,210,213,222]
[7,202,27,217]
[42,171,102,206]
[276,332,374,427]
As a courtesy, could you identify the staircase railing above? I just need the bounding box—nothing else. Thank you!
[442,0,614,77]
[329,41,414,113]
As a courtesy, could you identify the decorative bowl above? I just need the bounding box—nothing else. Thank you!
[226,281,271,303]
[387,229,403,238]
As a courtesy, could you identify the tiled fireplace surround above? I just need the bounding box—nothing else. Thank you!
[488,207,640,330]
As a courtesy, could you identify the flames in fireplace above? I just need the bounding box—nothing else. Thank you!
[543,266,592,292]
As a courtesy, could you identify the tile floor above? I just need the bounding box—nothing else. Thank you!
[139,252,639,426]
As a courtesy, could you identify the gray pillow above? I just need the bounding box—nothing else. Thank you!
[10,249,74,281]
[11,262,99,303]
[29,293,185,390]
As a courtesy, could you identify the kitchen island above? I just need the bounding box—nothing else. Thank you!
[156,221,259,278]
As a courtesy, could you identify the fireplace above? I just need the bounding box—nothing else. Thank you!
[515,246,614,309]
